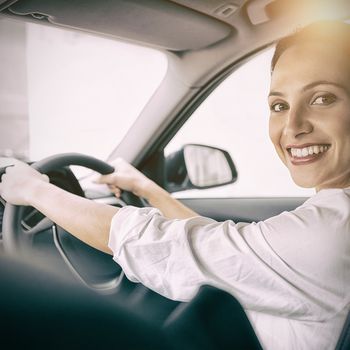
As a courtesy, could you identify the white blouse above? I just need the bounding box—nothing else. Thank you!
[108,188,350,350]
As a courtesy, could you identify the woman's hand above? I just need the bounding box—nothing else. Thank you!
[0,161,49,206]
[97,158,198,219]
[96,158,157,200]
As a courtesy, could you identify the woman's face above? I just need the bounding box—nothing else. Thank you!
[269,42,350,190]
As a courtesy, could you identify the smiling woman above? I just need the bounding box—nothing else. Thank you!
[93,21,350,349]
[1,12,350,350]
[269,21,350,190]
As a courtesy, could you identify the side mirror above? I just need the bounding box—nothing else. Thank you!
[165,144,237,193]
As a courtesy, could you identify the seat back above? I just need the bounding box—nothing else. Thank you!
[336,311,350,350]
[164,285,263,350]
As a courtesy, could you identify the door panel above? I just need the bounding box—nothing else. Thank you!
[179,197,307,222]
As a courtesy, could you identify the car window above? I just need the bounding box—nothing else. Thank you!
[0,18,167,176]
[165,48,314,198]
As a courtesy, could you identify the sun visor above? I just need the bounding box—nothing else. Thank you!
[3,0,234,51]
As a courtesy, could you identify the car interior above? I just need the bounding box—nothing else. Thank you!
[1,0,350,349]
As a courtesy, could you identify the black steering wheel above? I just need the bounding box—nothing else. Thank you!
[2,153,142,292]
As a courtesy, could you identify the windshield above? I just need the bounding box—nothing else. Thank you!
[0,18,167,170]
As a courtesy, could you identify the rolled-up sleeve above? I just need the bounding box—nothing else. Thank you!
[108,193,350,322]
[109,206,214,301]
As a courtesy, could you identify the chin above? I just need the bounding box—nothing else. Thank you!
[290,173,317,189]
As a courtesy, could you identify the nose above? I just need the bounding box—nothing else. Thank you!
[283,105,313,138]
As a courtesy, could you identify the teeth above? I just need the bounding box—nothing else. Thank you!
[290,145,329,158]
[301,148,308,157]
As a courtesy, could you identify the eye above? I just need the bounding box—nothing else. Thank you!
[270,102,289,112]
[311,94,336,106]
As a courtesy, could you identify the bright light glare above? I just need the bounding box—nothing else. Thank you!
[26,23,167,164]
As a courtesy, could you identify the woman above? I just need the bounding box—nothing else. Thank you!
[1,21,349,349]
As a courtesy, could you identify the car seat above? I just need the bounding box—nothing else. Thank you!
[0,254,349,350]
[336,312,350,350]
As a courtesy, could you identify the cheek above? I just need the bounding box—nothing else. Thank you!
[325,111,350,146]
[334,117,350,158]
[339,113,350,134]
[269,116,287,164]
[268,116,281,148]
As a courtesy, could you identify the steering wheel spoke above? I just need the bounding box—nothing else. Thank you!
[23,217,54,236]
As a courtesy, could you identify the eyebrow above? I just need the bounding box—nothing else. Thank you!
[268,80,348,98]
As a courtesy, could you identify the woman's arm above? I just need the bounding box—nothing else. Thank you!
[0,162,118,254]
[145,184,198,219]
[97,158,198,219]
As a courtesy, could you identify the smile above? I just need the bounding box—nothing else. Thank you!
[286,144,331,165]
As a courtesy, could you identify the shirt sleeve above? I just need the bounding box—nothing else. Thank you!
[108,192,350,322]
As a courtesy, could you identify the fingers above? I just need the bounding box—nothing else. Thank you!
[108,184,122,198]
[1,164,14,175]
[94,173,116,185]
[1,165,12,182]
[94,158,133,184]
[3,164,15,170]
[95,173,123,197]
[0,173,5,184]
[0,166,13,199]
[93,158,141,196]
[0,168,9,200]
[92,172,123,197]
